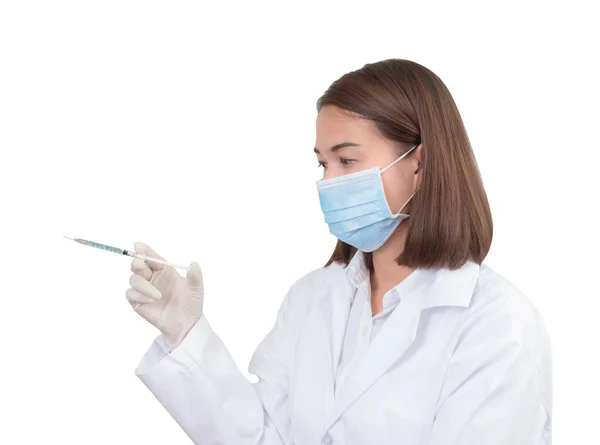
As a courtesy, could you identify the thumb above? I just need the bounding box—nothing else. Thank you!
[186,262,204,298]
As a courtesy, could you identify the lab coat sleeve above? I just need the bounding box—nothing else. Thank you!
[134,285,297,445]
[429,315,552,444]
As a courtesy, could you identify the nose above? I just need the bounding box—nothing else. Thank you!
[323,166,344,181]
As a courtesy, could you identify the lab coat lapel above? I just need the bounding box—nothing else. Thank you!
[321,260,481,432]
[292,276,355,435]
[323,295,423,432]
[319,280,355,394]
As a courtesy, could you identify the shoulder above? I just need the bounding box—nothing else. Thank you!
[280,260,348,310]
[292,260,347,290]
[437,263,553,424]
[461,262,551,364]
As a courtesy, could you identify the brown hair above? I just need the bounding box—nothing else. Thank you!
[318,59,493,271]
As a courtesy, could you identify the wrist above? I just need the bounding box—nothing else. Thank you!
[163,318,198,350]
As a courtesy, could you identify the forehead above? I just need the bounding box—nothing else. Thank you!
[315,106,381,145]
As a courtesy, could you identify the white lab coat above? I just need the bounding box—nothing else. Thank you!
[135,257,552,445]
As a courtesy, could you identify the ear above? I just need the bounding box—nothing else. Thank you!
[413,143,423,187]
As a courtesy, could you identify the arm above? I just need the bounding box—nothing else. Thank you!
[135,284,297,445]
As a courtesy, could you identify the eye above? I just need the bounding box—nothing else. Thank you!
[317,160,327,169]
[340,157,355,166]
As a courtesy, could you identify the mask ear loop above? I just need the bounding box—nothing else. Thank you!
[378,143,420,217]
[380,143,418,174]
[393,187,419,217]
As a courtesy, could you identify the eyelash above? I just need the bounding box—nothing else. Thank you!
[317,158,355,168]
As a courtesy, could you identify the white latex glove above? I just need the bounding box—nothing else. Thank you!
[126,242,204,350]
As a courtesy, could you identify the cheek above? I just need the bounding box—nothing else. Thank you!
[382,173,413,211]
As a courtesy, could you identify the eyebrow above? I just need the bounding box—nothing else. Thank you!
[314,142,361,154]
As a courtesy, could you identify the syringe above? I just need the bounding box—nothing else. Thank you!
[64,236,189,271]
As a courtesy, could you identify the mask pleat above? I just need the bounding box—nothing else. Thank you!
[323,201,383,224]
[318,186,381,212]
[327,209,388,231]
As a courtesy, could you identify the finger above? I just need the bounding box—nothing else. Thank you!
[134,241,165,272]
[131,257,152,280]
[129,274,162,300]
[186,262,204,298]
[126,288,155,305]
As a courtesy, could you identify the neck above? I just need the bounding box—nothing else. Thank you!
[369,220,415,292]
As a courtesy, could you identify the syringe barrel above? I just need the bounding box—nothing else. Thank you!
[81,239,125,254]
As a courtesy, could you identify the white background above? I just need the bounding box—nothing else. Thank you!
[1,1,598,443]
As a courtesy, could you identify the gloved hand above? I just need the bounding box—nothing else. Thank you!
[126,242,204,350]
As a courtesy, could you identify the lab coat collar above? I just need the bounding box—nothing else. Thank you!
[344,250,480,309]
[412,259,480,309]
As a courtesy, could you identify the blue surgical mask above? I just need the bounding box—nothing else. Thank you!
[316,144,418,252]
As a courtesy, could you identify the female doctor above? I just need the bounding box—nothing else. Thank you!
[126,59,552,445]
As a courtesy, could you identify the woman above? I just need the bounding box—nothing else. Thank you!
[126,59,552,444]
